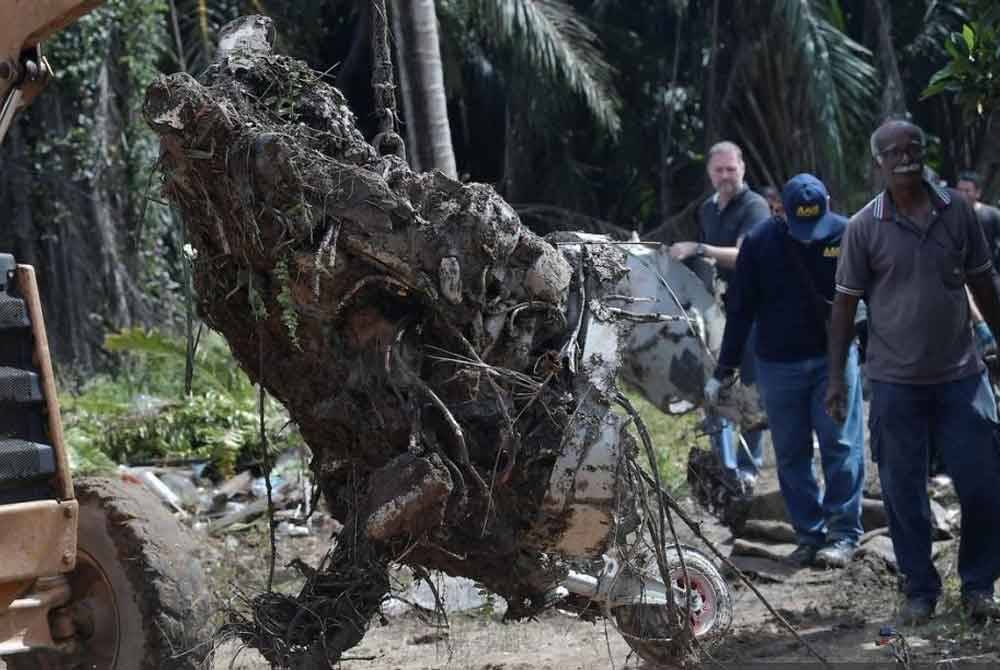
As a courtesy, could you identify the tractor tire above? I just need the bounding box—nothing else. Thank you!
[6,476,215,670]
[613,545,732,667]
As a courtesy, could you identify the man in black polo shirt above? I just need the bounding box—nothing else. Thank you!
[670,141,771,487]
[957,171,1000,271]
[828,120,1000,624]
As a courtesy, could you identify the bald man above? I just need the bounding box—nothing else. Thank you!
[828,119,1000,625]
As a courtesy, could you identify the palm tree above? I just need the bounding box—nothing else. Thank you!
[390,0,458,177]
[436,0,621,199]
[711,0,879,197]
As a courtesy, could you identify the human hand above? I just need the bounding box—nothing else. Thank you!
[704,377,722,405]
[825,377,848,423]
[704,369,735,406]
[669,242,700,261]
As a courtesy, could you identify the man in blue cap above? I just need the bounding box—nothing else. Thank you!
[706,173,865,568]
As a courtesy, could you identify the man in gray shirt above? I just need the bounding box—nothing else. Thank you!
[827,120,1000,624]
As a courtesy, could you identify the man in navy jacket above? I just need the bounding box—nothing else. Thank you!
[706,173,865,568]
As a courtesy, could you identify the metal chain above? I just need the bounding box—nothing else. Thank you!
[370,0,406,159]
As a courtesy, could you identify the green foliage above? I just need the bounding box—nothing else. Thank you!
[439,0,622,135]
[759,1,879,183]
[923,1,1000,118]
[622,387,705,493]
[27,0,188,331]
[62,328,303,476]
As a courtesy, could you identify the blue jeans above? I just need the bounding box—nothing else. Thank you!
[756,347,865,547]
[870,372,1000,601]
[711,326,765,480]
[710,418,764,480]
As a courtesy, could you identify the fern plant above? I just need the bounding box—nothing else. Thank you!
[62,327,304,477]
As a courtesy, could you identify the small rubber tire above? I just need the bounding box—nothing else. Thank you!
[613,545,733,667]
[6,476,215,670]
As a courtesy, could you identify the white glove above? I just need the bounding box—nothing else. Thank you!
[704,370,735,406]
[704,377,723,406]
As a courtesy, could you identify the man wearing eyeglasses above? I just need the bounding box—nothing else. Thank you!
[827,119,1000,625]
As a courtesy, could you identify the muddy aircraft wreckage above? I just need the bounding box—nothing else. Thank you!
[143,14,769,669]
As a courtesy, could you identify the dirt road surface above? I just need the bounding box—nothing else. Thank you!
[201,475,999,669]
[2,466,996,669]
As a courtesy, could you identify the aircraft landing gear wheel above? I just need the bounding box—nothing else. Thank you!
[6,477,214,670]
[613,545,732,666]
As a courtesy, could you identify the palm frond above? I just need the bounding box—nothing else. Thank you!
[770,0,878,172]
[471,0,621,135]
[905,0,967,58]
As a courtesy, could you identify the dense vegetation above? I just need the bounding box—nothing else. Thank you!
[1,0,995,471]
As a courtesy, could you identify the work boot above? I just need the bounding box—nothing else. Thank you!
[899,597,936,625]
[783,544,818,568]
[814,539,857,569]
[962,592,1000,622]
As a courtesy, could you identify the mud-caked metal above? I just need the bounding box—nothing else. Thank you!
[0,257,213,670]
[527,235,736,658]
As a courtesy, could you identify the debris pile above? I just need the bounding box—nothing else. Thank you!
[143,15,725,667]
[119,449,319,538]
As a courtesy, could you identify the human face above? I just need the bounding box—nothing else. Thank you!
[767,193,784,217]
[957,179,980,206]
[708,150,745,200]
[874,125,925,190]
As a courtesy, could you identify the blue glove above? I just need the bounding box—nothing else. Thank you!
[974,321,996,358]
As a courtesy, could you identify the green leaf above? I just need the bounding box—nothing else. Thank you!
[105,327,187,358]
[827,0,846,32]
[963,24,976,51]
[922,63,957,99]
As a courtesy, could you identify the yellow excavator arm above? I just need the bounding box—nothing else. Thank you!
[0,0,105,142]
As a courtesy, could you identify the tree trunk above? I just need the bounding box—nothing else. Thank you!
[91,59,133,329]
[143,28,614,664]
[702,0,723,148]
[866,0,906,118]
[389,0,457,178]
[4,127,38,268]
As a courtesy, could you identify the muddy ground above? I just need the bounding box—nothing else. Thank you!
[198,465,999,669]
[2,465,993,670]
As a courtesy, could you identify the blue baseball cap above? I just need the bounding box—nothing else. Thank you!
[782,173,837,242]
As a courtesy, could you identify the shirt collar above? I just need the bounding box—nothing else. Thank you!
[873,180,952,222]
[712,183,748,208]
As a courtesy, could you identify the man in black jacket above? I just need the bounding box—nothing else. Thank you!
[708,173,864,569]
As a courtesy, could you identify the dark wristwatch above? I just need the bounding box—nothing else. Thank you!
[695,243,706,257]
